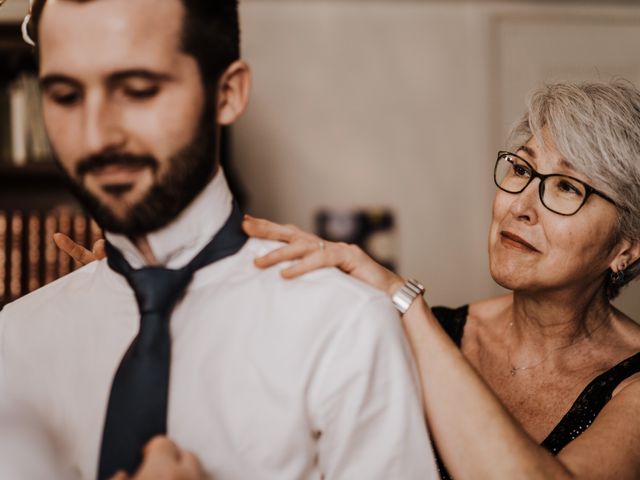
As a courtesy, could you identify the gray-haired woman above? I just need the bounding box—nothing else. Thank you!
[58,80,640,479]
[242,80,640,479]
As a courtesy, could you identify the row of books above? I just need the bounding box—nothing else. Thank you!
[0,208,102,307]
[0,72,52,166]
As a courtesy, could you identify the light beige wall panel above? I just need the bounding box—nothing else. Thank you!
[237,1,496,306]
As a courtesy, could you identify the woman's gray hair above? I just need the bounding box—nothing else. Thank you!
[507,79,640,299]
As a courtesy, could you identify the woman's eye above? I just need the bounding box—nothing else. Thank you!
[557,179,583,196]
[512,163,530,177]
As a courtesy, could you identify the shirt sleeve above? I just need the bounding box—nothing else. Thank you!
[308,293,439,480]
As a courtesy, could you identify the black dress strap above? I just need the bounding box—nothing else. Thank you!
[431,305,469,347]
[541,351,640,454]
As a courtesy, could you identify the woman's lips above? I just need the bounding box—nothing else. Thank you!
[500,231,541,253]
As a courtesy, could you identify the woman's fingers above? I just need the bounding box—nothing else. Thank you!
[53,233,99,266]
[92,238,107,260]
[254,241,317,268]
[280,250,337,278]
[242,215,301,243]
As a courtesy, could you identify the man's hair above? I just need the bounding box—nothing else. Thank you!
[27,0,240,83]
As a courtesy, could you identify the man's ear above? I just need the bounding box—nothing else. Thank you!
[216,60,251,126]
[610,238,640,272]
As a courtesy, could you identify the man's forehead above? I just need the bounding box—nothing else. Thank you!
[39,0,186,75]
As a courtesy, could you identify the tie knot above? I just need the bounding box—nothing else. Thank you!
[128,267,194,315]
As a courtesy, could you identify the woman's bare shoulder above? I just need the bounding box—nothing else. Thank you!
[462,294,513,344]
[468,294,512,325]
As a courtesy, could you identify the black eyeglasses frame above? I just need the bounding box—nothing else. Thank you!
[494,151,617,216]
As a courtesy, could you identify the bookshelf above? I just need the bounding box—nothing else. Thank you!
[0,20,96,309]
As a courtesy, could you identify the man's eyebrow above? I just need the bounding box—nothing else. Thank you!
[39,74,82,90]
[107,69,175,84]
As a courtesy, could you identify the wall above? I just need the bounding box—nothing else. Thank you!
[236,0,640,315]
[2,0,639,316]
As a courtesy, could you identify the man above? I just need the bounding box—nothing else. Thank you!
[0,0,437,478]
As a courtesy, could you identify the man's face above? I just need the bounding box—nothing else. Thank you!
[38,0,217,236]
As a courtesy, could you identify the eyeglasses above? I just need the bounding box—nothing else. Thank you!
[493,151,617,216]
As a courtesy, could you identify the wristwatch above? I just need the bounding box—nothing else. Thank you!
[391,278,425,314]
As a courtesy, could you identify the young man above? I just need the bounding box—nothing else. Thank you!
[0,1,437,478]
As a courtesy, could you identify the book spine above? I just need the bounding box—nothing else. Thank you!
[27,211,41,292]
[72,213,87,270]
[44,212,58,285]
[9,78,28,167]
[10,212,23,300]
[57,208,72,277]
[0,211,6,303]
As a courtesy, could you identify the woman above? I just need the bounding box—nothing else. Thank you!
[242,80,640,479]
[57,80,640,479]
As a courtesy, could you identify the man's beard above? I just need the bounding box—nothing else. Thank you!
[58,107,218,238]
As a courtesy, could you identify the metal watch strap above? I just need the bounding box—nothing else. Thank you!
[391,278,425,314]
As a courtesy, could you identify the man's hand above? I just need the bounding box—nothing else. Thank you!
[53,233,106,266]
[111,436,205,480]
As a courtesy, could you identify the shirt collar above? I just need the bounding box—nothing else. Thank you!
[105,168,233,269]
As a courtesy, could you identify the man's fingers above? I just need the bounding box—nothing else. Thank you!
[53,232,98,266]
[110,471,130,480]
[142,436,180,461]
[179,451,204,477]
[242,215,299,242]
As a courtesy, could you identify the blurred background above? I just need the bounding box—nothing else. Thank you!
[1,0,639,317]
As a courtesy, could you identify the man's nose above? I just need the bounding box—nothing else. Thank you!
[81,93,127,155]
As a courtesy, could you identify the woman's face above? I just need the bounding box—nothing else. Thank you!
[488,132,622,295]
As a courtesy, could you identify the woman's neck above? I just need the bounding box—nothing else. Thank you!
[509,283,613,351]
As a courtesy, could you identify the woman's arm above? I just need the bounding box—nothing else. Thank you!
[243,216,640,480]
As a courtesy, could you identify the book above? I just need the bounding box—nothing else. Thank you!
[56,208,72,277]
[27,211,40,292]
[9,77,27,166]
[0,211,6,303]
[10,211,23,300]
[43,211,58,285]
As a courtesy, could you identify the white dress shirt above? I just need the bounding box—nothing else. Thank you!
[0,170,437,480]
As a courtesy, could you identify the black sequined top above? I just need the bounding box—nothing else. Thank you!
[431,305,640,480]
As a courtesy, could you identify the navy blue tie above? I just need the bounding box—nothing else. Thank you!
[97,203,247,479]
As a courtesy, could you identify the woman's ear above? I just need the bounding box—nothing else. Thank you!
[610,238,640,272]
[216,60,252,126]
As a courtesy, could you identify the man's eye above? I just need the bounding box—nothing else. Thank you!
[48,90,80,106]
[123,86,159,100]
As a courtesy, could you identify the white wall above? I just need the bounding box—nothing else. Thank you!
[237,0,640,315]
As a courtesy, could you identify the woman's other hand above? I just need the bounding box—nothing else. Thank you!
[242,215,405,296]
[53,233,106,266]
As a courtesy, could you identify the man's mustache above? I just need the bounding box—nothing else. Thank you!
[76,153,158,177]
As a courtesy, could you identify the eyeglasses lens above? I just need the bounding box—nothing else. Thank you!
[495,154,587,215]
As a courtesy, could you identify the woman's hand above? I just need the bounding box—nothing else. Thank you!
[242,215,405,296]
[53,233,106,266]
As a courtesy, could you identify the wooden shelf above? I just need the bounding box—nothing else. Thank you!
[0,162,67,189]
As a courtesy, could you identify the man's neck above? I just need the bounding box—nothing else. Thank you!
[132,237,159,266]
